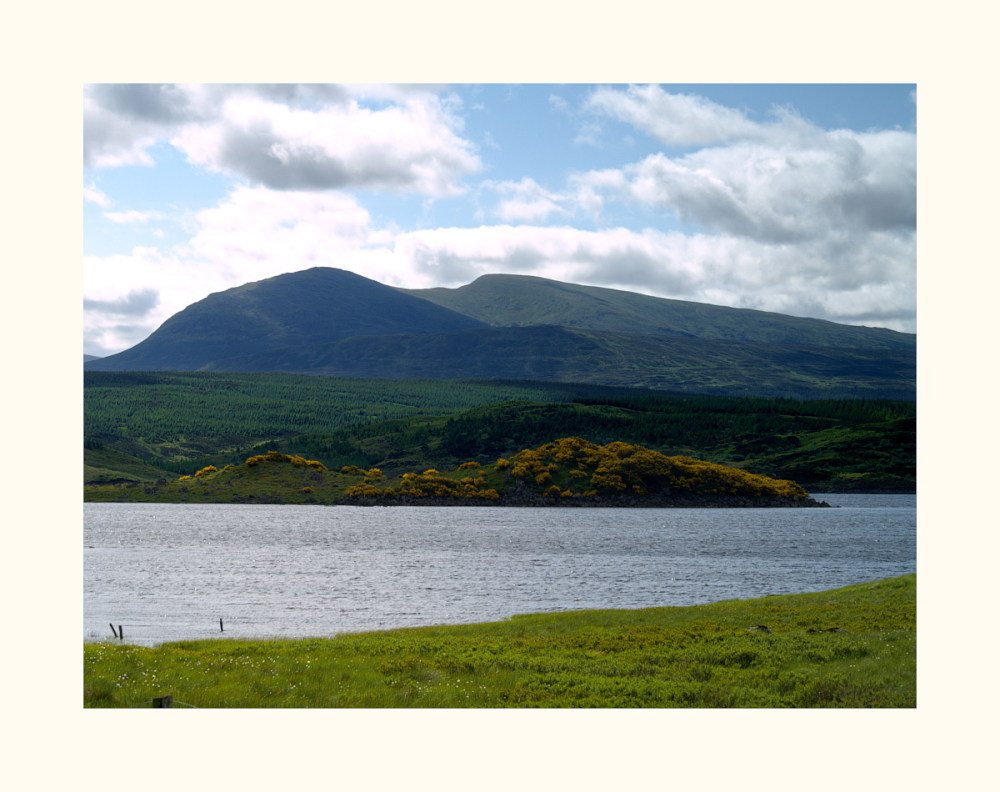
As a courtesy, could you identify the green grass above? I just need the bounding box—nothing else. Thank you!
[84,574,915,708]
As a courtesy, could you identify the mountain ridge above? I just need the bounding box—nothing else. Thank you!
[402,273,914,350]
[85,267,914,400]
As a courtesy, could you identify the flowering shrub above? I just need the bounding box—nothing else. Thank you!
[245,452,325,469]
[501,437,809,501]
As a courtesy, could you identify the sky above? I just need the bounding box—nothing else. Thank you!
[83,83,916,357]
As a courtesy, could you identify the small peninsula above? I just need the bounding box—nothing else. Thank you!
[85,437,828,508]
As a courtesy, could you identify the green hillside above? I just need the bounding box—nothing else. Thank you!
[213,324,914,400]
[404,273,915,350]
[84,372,915,493]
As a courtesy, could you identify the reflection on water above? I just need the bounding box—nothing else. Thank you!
[85,497,915,646]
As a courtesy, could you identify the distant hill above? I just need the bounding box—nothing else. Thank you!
[403,274,914,351]
[85,267,486,372]
[84,354,102,363]
[85,267,915,399]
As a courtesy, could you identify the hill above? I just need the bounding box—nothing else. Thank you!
[84,268,914,400]
[210,324,914,400]
[85,267,485,371]
[84,440,827,508]
[403,274,914,350]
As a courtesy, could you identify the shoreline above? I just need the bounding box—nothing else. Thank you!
[84,574,916,708]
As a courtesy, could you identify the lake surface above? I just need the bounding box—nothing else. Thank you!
[84,494,915,646]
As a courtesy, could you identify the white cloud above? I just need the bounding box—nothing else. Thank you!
[485,178,569,222]
[586,85,761,147]
[579,86,915,240]
[103,209,163,224]
[185,186,378,275]
[84,184,111,207]
[176,94,479,194]
[85,83,481,196]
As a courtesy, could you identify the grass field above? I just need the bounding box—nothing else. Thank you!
[84,574,915,708]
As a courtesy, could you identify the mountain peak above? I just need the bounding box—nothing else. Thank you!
[86,267,485,372]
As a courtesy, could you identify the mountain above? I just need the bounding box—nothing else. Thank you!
[84,354,102,363]
[402,274,914,351]
[85,267,915,399]
[209,324,914,400]
[85,267,486,371]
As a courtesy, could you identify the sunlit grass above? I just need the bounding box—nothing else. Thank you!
[84,574,914,708]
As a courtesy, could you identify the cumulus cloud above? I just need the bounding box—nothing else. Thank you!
[85,83,480,195]
[485,178,569,222]
[83,288,159,316]
[185,186,382,271]
[577,88,915,243]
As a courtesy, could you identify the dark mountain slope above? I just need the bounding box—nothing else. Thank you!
[86,268,486,371]
[212,325,915,400]
[402,274,914,351]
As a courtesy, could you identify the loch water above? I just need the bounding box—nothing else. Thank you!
[84,494,915,646]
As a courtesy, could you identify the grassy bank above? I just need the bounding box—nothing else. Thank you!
[84,575,914,708]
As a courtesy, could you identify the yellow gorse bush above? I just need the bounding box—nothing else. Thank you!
[245,452,326,470]
[504,437,808,500]
[340,437,806,504]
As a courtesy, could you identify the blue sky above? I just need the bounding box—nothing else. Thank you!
[84,83,916,356]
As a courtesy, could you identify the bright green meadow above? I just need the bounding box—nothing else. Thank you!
[84,574,914,708]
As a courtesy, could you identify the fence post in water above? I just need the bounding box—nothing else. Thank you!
[220,618,224,632]
[152,695,173,708]
[109,623,118,639]
[118,625,123,640]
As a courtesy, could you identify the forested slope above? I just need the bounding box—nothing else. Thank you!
[84,373,915,492]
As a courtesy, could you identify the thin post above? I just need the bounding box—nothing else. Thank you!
[118,625,123,640]
[109,623,118,639]
[220,618,224,632]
